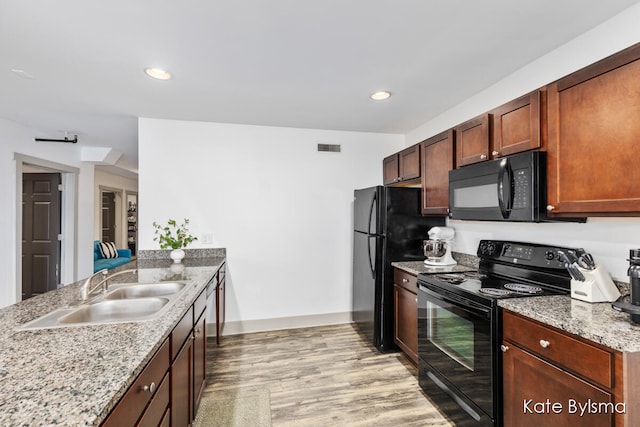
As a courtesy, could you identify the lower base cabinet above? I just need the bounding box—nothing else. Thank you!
[102,285,211,427]
[171,334,194,427]
[502,310,623,426]
[393,268,418,365]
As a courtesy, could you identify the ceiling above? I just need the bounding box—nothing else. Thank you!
[2,0,639,175]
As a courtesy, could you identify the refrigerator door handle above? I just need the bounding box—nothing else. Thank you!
[367,191,377,235]
[367,236,376,279]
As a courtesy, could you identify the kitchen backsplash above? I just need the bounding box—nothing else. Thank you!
[138,247,226,259]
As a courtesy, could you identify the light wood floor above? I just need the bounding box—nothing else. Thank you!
[204,323,454,426]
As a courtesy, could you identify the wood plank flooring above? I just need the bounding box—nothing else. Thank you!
[204,323,454,426]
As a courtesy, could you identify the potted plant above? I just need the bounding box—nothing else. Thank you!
[152,218,198,263]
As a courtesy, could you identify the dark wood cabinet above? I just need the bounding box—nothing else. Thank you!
[547,43,640,216]
[102,277,215,427]
[502,310,624,426]
[420,129,454,215]
[213,262,226,345]
[383,144,421,185]
[393,268,418,365]
[171,330,194,427]
[455,113,490,167]
[491,89,543,158]
[193,308,207,415]
[383,154,400,185]
[102,339,170,427]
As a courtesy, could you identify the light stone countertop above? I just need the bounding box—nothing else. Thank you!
[0,255,225,426]
[498,295,640,353]
[392,260,477,276]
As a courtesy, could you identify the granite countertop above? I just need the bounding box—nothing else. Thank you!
[0,255,225,426]
[499,296,640,353]
[392,252,479,276]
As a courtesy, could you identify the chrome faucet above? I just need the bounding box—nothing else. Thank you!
[81,268,138,301]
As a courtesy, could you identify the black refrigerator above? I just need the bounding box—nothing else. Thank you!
[352,186,445,351]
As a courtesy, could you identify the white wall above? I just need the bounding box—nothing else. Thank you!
[139,118,403,326]
[405,4,640,281]
[0,118,96,308]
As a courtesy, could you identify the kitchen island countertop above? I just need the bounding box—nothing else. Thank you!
[499,295,640,353]
[0,255,225,426]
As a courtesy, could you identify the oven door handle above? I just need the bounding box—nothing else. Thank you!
[419,284,491,318]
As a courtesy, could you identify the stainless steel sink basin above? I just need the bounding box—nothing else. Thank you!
[58,298,169,324]
[17,281,189,330]
[105,282,185,299]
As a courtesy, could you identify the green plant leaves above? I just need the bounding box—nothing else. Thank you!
[152,218,198,249]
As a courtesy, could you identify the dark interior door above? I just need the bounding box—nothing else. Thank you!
[102,191,116,242]
[22,173,61,300]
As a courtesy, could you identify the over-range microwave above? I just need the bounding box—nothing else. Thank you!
[448,151,583,222]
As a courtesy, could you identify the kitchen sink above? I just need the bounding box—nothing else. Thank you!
[17,281,189,330]
[58,298,169,324]
[105,282,185,299]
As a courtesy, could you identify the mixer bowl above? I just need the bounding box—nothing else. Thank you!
[424,239,448,259]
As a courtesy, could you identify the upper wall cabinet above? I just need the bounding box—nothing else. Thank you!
[490,89,544,158]
[383,144,421,185]
[455,114,490,167]
[455,91,545,168]
[546,43,640,216]
[421,130,454,215]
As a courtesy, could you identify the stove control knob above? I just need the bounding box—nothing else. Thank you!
[545,251,555,261]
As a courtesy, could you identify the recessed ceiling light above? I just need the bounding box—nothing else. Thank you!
[144,68,172,80]
[370,91,391,101]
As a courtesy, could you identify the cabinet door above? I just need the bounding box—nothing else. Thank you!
[502,341,613,427]
[193,311,207,416]
[455,113,490,167]
[383,154,399,185]
[399,144,421,181]
[421,130,454,215]
[218,266,226,344]
[171,337,194,427]
[394,284,418,365]
[491,90,542,158]
[547,44,640,215]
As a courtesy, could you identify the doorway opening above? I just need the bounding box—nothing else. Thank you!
[15,154,78,303]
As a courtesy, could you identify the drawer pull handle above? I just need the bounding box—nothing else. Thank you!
[539,339,550,349]
[500,345,509,353]
[402,278,409,283]
[480,154,487,160]
[142,382,156,393]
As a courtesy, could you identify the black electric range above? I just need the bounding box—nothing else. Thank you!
[416,240,577,427]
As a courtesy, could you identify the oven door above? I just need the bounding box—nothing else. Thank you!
[418,283,495,423]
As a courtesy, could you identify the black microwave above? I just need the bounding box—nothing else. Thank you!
[448,151,571,222]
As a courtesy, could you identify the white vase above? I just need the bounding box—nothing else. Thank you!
[170,248,185,263]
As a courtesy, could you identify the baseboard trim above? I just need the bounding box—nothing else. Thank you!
[206,312,352,336]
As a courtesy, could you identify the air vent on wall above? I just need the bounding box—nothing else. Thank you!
[317,143,341,152]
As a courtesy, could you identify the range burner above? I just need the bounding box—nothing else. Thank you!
[503,283,543,294]
[478,288,512,297]
[433,273,467,285]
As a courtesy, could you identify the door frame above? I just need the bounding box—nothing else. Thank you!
[99,186,124,248]
[14,153,79,303]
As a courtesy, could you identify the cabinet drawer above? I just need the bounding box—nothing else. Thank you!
[503,311,614,388]
[102,338,170,427]
[171,306,193,360]
[394,268,417,293]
